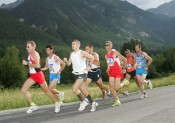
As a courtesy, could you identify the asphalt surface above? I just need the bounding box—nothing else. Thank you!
[0,85,175,123]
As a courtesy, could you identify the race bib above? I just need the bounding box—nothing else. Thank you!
[137,62,142,68]
[107,58,114,66]
[127,63,132,69]
[49,64,54,72]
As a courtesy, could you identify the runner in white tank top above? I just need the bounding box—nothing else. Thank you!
[64,39,98,112]
[41,45,65,108]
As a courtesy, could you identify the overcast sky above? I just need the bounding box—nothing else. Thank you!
[0,0,173,10]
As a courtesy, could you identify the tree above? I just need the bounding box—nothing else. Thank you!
[0,46,27,88]
[120,39,146,55]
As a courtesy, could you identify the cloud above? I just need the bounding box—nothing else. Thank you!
[0,0,17,5]
[127,0,173,10]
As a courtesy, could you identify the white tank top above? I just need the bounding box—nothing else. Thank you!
[47,54,60,74]
[71,50,87,73]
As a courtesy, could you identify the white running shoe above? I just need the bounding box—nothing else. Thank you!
[78,100,88,111]
[26,105,38,114]
[55,102,61,113]
[59,92,64,102]
[147,80,153,89]
[140,93,147,99]
[123,91,129,96]
[90,102,98,112]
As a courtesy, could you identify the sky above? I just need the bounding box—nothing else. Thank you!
[0,0,173,10]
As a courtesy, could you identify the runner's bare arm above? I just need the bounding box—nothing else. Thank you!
[92,52,100,66]
[143,52,153,68]
[63,53,72,66]
[115,51,127,69]
[55,55,66,73]
[82,51,94,64]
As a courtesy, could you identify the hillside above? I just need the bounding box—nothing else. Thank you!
[7,0,175,47]
[0,10,67,57]
[147,0,175,17]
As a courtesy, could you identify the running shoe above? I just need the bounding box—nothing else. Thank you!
[26,105,38,114]
[90,102,98,112]
[123,91,129,96]
[147,80,153,89]
[55,102,61,113]
[112,100,121,107]
[78,100,88,111]
[140,93,147,99]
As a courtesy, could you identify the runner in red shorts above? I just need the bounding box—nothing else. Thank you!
[105,41,129,107]
[22,41,60,114]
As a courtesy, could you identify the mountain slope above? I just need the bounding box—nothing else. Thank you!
[4,0,175,47]
[147,0,175,17]
[0,10,67,55]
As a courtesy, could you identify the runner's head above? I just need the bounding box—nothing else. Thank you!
[125,49,130,57]
[26,40,36,53]
[135,44,142,53]
[130,50,135,56]
[72,39,80,51]
[105,41,112,51]
[85,44,93,54]
[45,44,54,55]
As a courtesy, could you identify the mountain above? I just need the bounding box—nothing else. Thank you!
[0,0,174,49]
[0,10,67,56]
[0,0,24,10]
[147,0,175,17]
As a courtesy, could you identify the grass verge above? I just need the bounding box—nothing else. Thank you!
[0,73,175,110]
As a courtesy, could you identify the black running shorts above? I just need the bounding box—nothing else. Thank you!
[87,68,102,82]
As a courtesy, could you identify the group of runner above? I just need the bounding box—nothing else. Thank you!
[21,39,153,114]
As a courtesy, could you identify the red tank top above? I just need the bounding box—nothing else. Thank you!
[28,54,41,74]
[105,50,121,70]
[126,55,135,72]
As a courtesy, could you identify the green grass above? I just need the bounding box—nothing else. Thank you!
[0,74,175,110]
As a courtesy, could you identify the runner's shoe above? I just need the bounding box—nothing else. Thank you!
[112,100,121,107]
[90,102,98,112]
[26,105,38,114]
[55,102,61,113]
[78,100,88,111]
[140,93,147,99]
[147,80,153,89]
[123,91,129,96]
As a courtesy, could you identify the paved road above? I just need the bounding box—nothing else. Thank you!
[0,85,175,123]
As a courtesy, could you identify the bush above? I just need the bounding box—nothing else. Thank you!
[0,46,27,88]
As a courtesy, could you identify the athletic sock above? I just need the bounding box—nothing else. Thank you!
[77,93,84,102]
[86,94,93,104]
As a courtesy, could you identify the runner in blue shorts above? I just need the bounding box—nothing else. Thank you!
[41,45,65,110]
[135,44,153,99]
